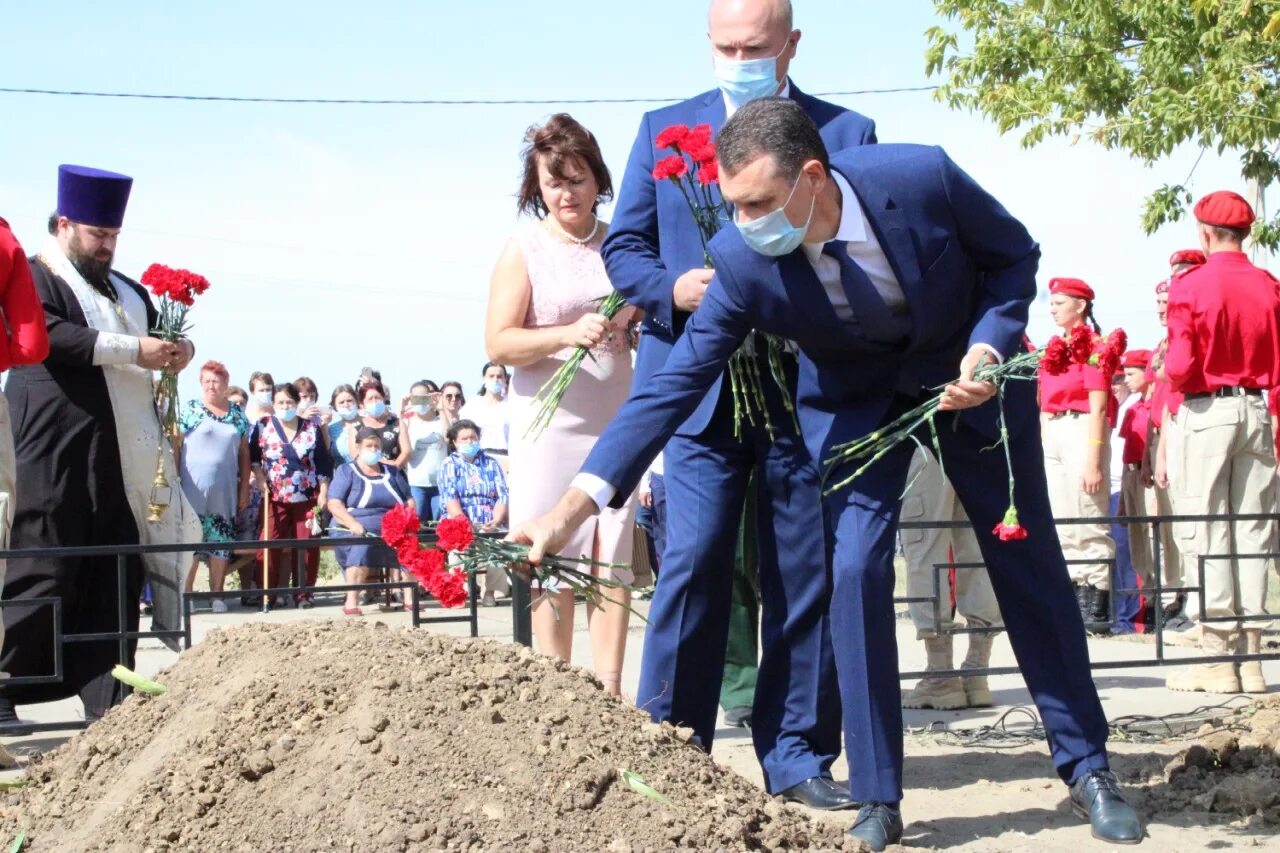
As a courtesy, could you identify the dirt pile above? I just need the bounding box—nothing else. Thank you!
[0,621,890,852]
[1132,695,1280,826]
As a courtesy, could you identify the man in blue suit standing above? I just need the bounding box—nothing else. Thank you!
[512,99,1144,850]
[601,0,875,809]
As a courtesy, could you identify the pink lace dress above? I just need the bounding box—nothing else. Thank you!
[508,221,635,581]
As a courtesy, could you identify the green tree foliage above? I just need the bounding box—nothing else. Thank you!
[926,1,1280,247]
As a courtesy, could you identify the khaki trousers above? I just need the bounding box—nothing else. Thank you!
[1120,467,1156,586]
[901,447,1002,637]
[1041,411,1115,589]
[1175,394,1276,629]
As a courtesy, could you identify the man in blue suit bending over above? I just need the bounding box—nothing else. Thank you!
[601,0,874,810]
[513,99,1144,850]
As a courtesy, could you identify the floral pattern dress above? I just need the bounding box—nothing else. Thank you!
[251,417,332,504]
[438,450,508,525]
[178,399,251,558]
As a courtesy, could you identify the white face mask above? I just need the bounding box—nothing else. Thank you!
[713,41,789,110]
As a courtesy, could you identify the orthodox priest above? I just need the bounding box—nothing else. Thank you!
[0,165,200,723]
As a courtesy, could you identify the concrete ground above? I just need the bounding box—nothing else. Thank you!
[3,592,1277,851]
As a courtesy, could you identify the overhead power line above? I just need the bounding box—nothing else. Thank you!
[0,85,938,106]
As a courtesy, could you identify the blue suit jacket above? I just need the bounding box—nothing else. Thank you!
[585,144,1041,508]
[602,83,877,436]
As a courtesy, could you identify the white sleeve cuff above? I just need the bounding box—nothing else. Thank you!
[569,473,613,513]
[973,343,1004,364]
[93,332,139,366]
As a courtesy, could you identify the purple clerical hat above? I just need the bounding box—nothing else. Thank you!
[56,165,133,228]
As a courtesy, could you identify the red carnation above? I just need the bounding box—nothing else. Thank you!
[1067,326,1097,366]
[992,506,1028,542]
[380,504,421,551]
[685,124,712,152]
[431,571,469,609]
[1106,328,1128,359]
[697,159,719,186]
[652,155,689,182]
[655,124,690,150]
[407,547,447,584]
[434,516,475,553]
[1040,336,1072,375]
[688,141,717,165]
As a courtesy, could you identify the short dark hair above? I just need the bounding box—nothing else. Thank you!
[272,382,300,404]
[355,426,382,444]
[717,97,830,181]
[517,113,614,219]
[329,383,357,407]
[293,376,318,398]
[447,419,481,443]
[47,212,59,235]
[358,381,387,403]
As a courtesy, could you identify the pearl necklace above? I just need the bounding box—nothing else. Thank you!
[547,214,599,245]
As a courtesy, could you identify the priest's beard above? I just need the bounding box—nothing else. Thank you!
[67,230,114,290]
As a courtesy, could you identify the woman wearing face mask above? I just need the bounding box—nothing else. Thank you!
[229,371,275,602]
[294,376,330,428]
[250,382,333,608]
[439,419,509,605]
[351,381,410,469]
[402,379,451,521]
[460,362,511,460]
[1038,278,1117,634]
[245,371,275,424]
[483,112,639,690]
[325,384,360,466]
[175,361,252,613]
[327,427,416,615]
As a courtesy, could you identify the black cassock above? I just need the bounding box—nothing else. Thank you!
[0,259,156,717]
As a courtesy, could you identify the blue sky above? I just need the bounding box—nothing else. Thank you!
[0,0,1256,402]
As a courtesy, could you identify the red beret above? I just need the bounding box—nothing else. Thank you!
[1194,191,1255,230]
[1155,278,1171,295]
[1168,249,1206,267]
[1049,277,1095,301]
[1122,349,1151,369]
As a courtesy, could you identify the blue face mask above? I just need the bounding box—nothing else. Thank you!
[358,448,382,466]
[412,404,431,417]
[485,380,506,397]
[336,406,358,421]
[735,170,815,257]
[277,407,298,423]
[365,400,387,418]
[457,441,480,458]
[713,43,788,110]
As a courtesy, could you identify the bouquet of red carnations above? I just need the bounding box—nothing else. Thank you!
[140,263,210,435]
[649,122,798,440]
[380,507,636,609]
[823,326,1127,543]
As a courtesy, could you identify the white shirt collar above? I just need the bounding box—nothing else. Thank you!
[723,79,792,118]
[800,169,867,265]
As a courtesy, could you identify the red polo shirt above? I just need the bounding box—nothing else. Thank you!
[0,219,49,370]
[1119,398,1151,465]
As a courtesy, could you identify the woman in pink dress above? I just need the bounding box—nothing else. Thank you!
[484,113,637,694]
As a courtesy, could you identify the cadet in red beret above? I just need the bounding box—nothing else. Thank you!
[1164,190,1280,695]
[1168,249,1206,277]
[1116,350,1158,618]
[1038,277,1117,632]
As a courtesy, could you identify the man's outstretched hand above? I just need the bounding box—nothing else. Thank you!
[505,488,599,572]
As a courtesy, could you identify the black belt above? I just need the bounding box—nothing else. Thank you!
[1185,386,1263,400]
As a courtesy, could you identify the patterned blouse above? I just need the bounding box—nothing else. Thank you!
[250,416,333,504]
[438,450,509,526]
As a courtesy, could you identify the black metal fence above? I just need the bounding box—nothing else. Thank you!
[507,511,1280,681]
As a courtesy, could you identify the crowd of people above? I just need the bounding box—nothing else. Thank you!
[2,0,1279,849]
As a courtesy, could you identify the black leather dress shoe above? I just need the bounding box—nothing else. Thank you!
[846,802,903,851]
[778,776,858,811]
[722,705,752,728]
[1069,769,1143,844]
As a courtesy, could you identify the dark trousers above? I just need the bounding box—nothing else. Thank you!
[825,400,1110,802]
[1109,491,1141,633]
[638,375,840,794]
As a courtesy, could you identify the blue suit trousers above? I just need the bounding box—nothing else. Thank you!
[637,374,841,794]
[824,399,1112,802]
